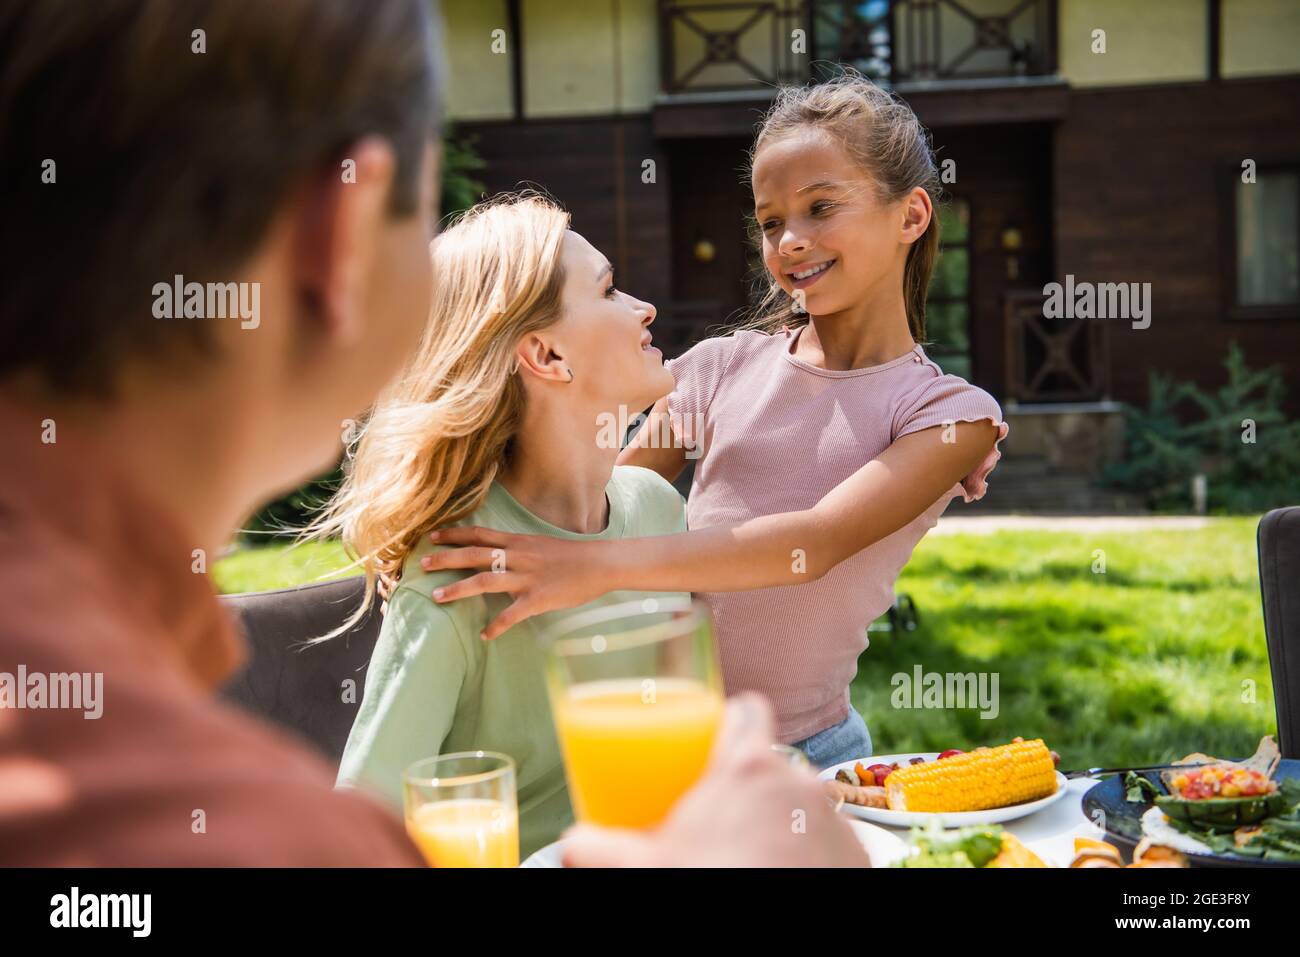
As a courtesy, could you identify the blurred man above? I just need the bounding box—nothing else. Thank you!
[0,0,439,865]
[0,0,865,867]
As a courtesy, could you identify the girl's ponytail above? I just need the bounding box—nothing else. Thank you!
[903,212,939,341]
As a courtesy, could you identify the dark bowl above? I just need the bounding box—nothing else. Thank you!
[1080,758,1300,868]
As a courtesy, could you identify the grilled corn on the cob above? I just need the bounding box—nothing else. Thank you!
[885,739,1057,812]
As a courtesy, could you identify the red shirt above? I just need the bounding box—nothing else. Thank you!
[0,397,424,865]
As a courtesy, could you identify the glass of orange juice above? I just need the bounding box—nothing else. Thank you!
[544,597,724,829]
[402,751,518,867]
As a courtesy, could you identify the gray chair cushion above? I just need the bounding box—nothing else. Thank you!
[218,576,380,763]
[1259,507,1300,760]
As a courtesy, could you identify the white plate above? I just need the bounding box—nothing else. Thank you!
[848,820,912,866]
[818,751,1070,828]
[519,820,909,868]
[521,840,566,868]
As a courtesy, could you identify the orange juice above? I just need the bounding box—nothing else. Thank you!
[553,677,724,828]
[405,798,519,868]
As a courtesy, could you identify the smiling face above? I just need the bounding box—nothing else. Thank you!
[752,128,913,318]
[547,230,674,412]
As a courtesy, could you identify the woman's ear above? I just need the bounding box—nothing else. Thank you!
[515,331,570,384]
[294,136,397,344]
[899,186,933,247]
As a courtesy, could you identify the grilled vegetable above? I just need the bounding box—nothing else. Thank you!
[1165,765,1276,800]
[885,738,1058,813]
[1171,785,1300,860]
[1156,791,1288,830]
[1160,735,1280,789]
[865,763,893,786]
[1153,738,1284,831]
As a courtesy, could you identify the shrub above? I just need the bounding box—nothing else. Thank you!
[1104,343,1300,512]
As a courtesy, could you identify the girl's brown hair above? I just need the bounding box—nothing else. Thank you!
[744,70,941,341]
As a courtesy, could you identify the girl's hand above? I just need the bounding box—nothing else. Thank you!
[420,527,613,639]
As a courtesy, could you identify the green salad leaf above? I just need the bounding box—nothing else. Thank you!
[894,823,1004,869]
[1124,771,1161,803]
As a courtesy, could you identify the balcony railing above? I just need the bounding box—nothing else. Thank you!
[659,0,1057,95]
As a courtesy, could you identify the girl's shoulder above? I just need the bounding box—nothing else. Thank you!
[899,349,1002,406]
[667,327,787,372]
[890,350,1006,440]
[664,328,790,418]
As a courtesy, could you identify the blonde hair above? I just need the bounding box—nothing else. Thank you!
[743,70,941,340]
[306,192,570,636]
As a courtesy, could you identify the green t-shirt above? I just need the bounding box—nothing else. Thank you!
[336,465,688,859]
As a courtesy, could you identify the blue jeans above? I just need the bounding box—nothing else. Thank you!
[792,708,873,770]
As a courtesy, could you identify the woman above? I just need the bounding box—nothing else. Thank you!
[316,193,687,857]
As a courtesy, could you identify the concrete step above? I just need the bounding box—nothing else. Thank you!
[988,456,1053,477]
[963,475,1147,515]
[963,453,1147,514]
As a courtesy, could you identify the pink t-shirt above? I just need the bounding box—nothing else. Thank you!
[666,327,1008,742]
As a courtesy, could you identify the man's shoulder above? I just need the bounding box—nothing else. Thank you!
[0,677,422,866]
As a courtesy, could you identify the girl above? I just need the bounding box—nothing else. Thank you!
[316,194,687,857]
[419,74,1008,769]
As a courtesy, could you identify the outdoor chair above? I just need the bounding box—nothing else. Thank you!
[218,576,379,762]
[1259,506,1300,760]
[867,593,921,636]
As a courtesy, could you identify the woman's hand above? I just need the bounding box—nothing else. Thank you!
[419,527,615,639]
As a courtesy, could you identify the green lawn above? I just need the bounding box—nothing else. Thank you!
[213,539,357,594]
[216,518,1274,769]
[855,518,1272,770]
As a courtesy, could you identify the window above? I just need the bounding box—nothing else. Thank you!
[811,0,892,85]
[926,198,972,380]
[1231,166,1300,318]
